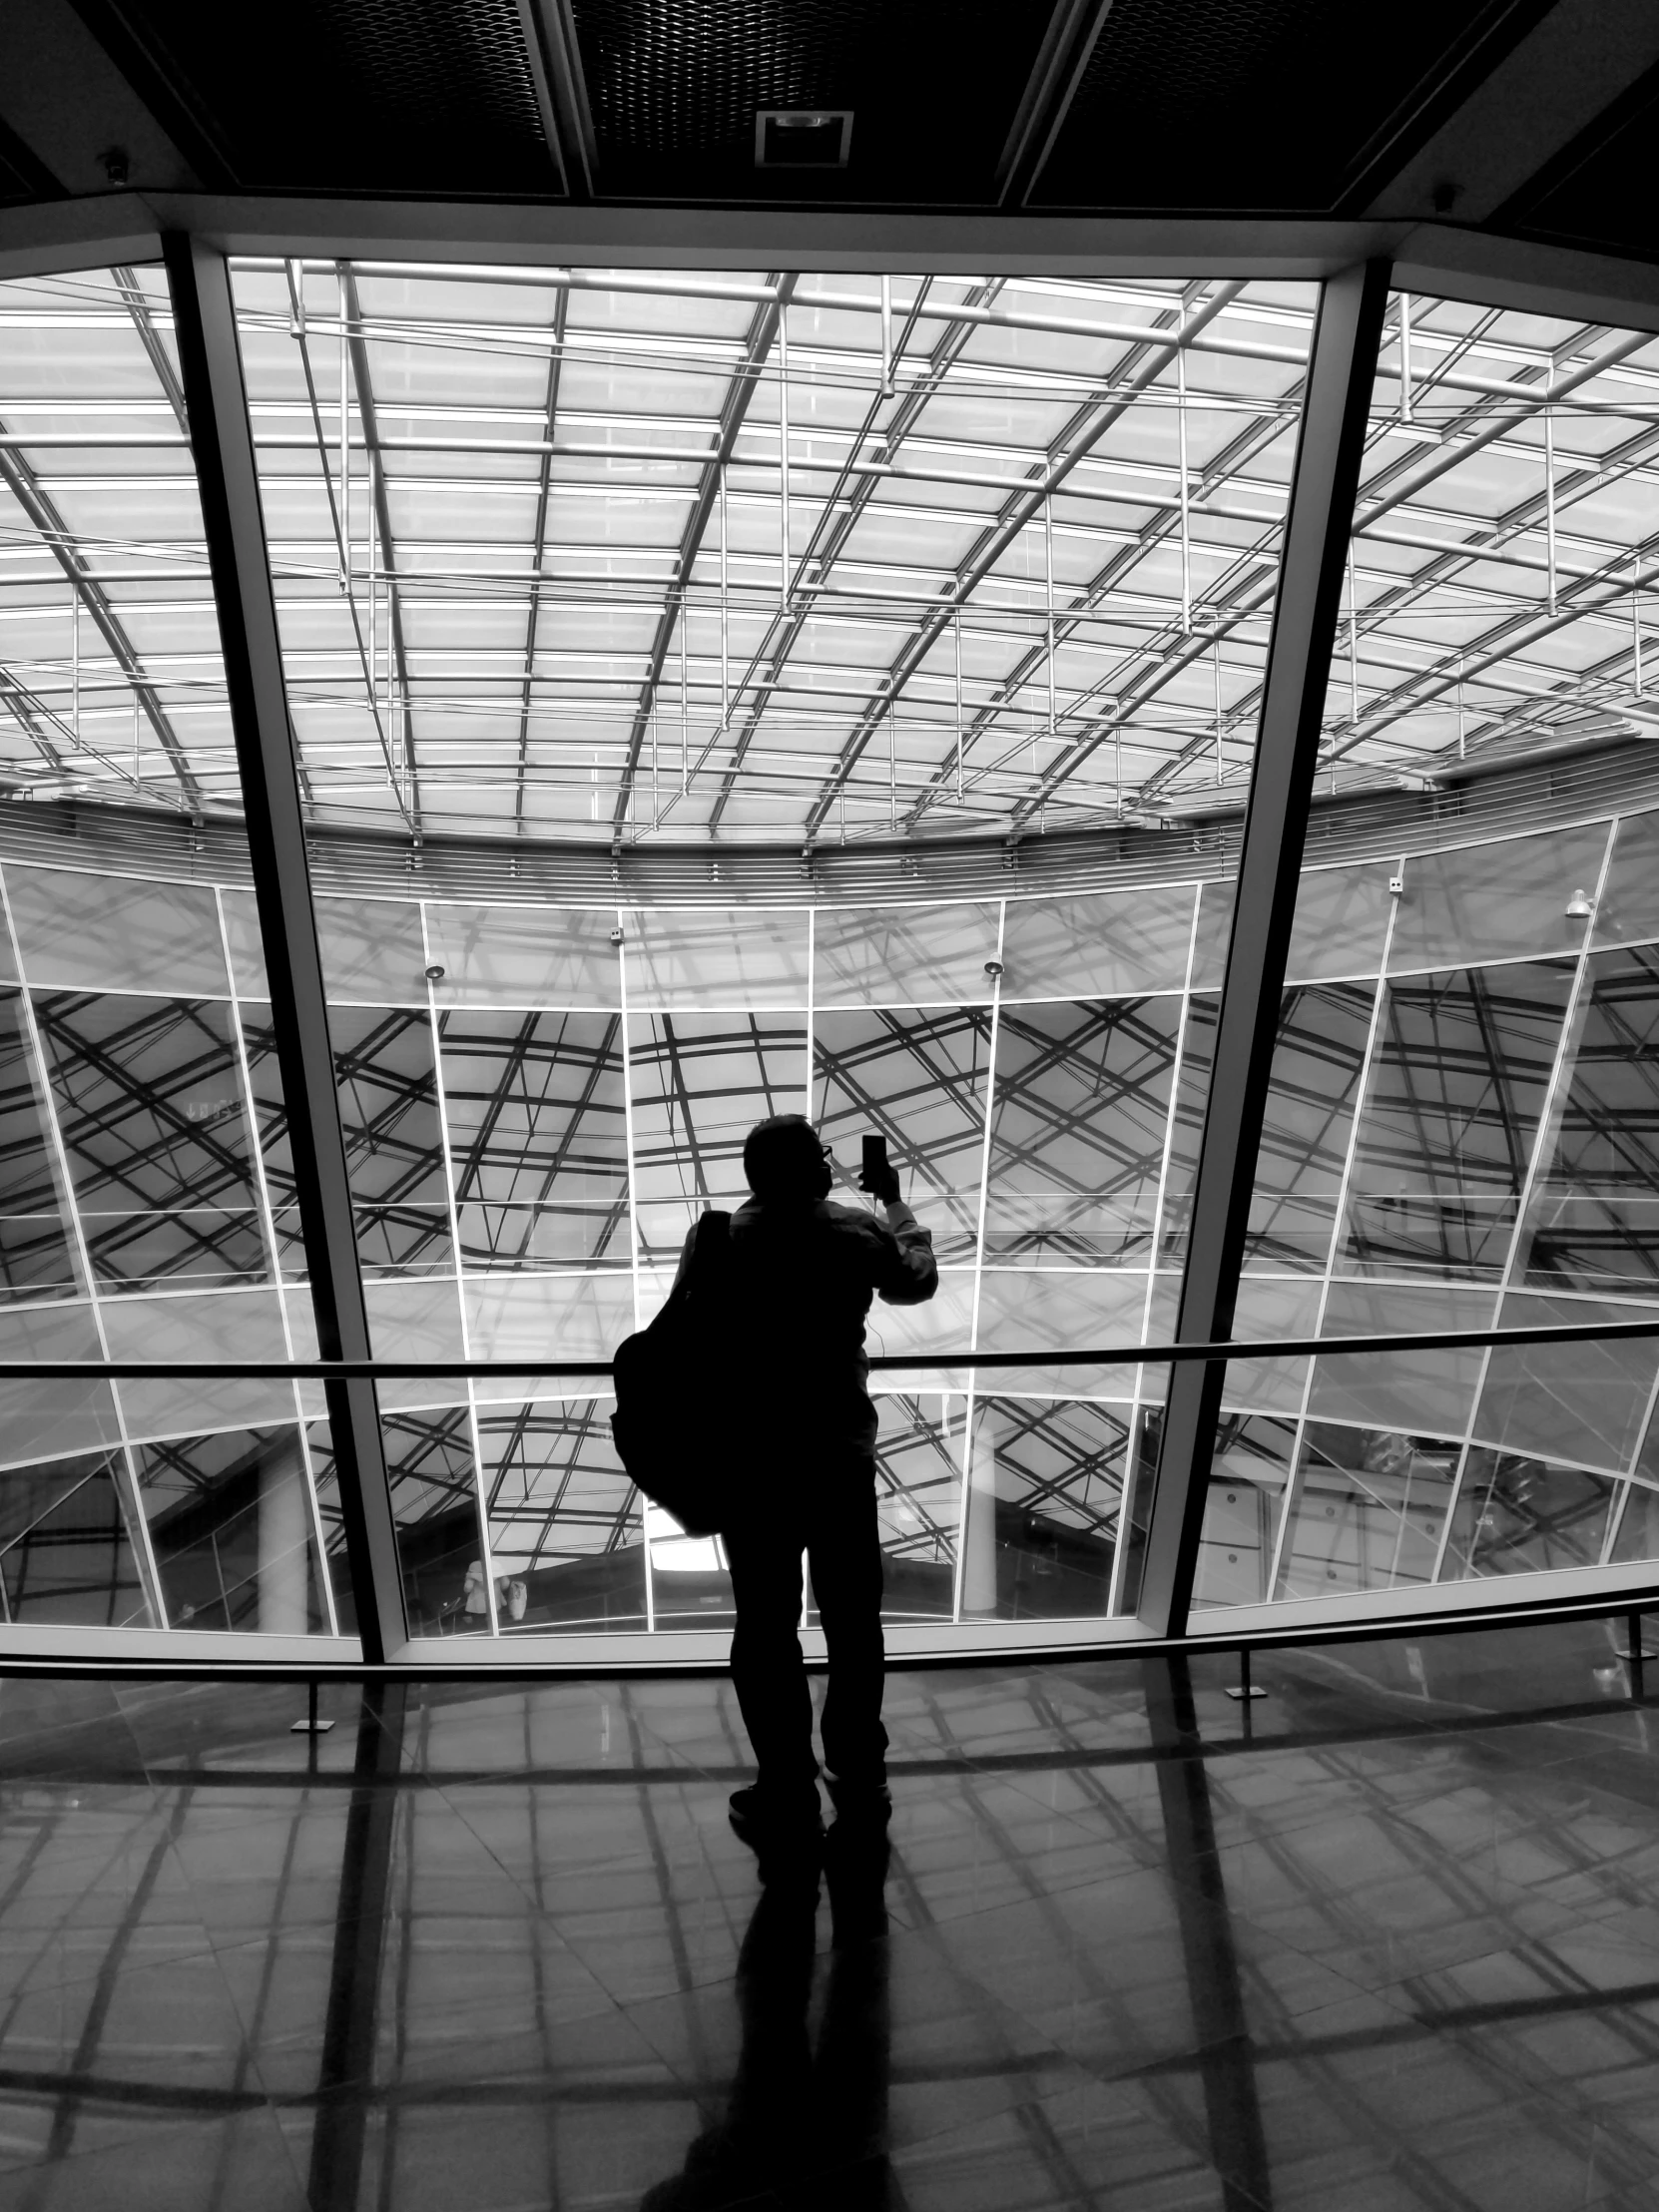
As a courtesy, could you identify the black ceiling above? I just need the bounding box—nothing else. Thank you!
[0,0,1655,264]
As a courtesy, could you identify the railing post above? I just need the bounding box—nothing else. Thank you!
[1138,261,1390,1638]
[163,235,406,1663]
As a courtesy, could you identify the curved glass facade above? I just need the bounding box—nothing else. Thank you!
[1,800,1658,1652]
[1,248,1657,1661]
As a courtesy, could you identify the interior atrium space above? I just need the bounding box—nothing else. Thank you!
[2,1,1659,2205]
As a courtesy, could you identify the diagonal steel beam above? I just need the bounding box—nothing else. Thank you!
[516,289,567,834]
[0,438,202,810]
[113,265,188,431]
[337,264,420,834]
[1137,260,1390,1640]
[163,234,405,1664]
[609,275,796,836]
[803,282,1245,842]
[703,276,996,835]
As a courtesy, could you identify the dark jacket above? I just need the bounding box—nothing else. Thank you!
[673,1195,937,1454]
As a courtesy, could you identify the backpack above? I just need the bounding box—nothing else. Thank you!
[610,1211,736,1537]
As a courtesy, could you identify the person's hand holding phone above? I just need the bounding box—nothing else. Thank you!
[859,1132,902,1208]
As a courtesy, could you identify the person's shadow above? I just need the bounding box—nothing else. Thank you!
[642,1824,898,2210]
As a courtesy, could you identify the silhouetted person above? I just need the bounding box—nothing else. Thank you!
[684,1113,936,1840]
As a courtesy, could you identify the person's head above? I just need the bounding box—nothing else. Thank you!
[743,1113,832,1204]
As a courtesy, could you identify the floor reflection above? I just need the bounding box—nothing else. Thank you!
[642,1828,894,2210]
[0,1618,1658,2208]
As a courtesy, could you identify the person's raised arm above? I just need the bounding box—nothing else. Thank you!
[865,1156,938,1306]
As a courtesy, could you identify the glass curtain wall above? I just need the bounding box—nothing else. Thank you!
[3,255,1659,1653]
[1195,286,1659,1625]
[0,264,330,1640]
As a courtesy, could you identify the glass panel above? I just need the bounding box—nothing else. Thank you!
[476,1399,646,1632]
[959,1394,1138,1622]
[814,904,1000,1008]
[315,898,429,1004]
[1227,1277,1320,1412]
[292,1005,451,1279]
[862,1270,977,1391]
[1165,984,1371,1275]
[1611,1481,1659,1564]
[973,1270,1148,1396]
[1341,961,1574,1281]
[984,997,1178,1267]
[1386,830,1610,974]
[1313,1282,1494,1433]
[815,1005,988,1263]
[0,1447,150,1628]
[426,904,622,1008]
[1246,982,1377,1273]
[1594,811,1659,952]
[1197,1411,1296,1609]
[220,890,269,998]
[439,1009,630,1269]
[868,1392,961,1623]
[132,1424,328,1634]
[362,1277,465,1408]
[626,908,809,1008]
[1190,877,1234,990]
[1274,1423,1459,1601]
[1473,1294,1659,1475]
[998,885,1196,1000]
[627,1012,808,1261]
[386,1405,488,1637]
[1518,945,1659,1293]
[0,1305,120,1468]
[102,1289,296,1441]
[464,1274,635,1367]
[309,1403,491,1637]
[33,993,268,1292]
[4,867,230,996]
[1285,862,1393,983]
[1441,1450,1615,1579]
[0,988,77,1301]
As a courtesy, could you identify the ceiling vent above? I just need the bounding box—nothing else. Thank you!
[755,110,852,167]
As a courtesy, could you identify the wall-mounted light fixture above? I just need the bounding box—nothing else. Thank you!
[423,963,444,982]
[1565,887,1595,919]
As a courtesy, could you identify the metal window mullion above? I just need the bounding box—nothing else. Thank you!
[1113,880,1203,1619]
[163,235,404,1665]
[615,918,652,1631]
[1136,260,1390,1640]
[954,900,1004,1623]
[1262,871,1403,1604]
[220,883,341,1638]
[423,905,500,1638]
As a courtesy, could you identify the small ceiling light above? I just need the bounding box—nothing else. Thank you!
[983,959,1004,980]
[1565,887,1595,919]
[755,109,852,169]
[423,963,445,982]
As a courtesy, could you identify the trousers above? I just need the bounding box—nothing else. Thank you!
[723,1454,888,1790]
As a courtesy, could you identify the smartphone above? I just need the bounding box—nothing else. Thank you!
[859,1132,889,1192]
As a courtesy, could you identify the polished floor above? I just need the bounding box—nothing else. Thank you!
[1,1623,1658,2210]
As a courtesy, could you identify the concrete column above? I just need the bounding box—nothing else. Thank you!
[962,1400,1004,1616]
[259,1435,310,1636]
